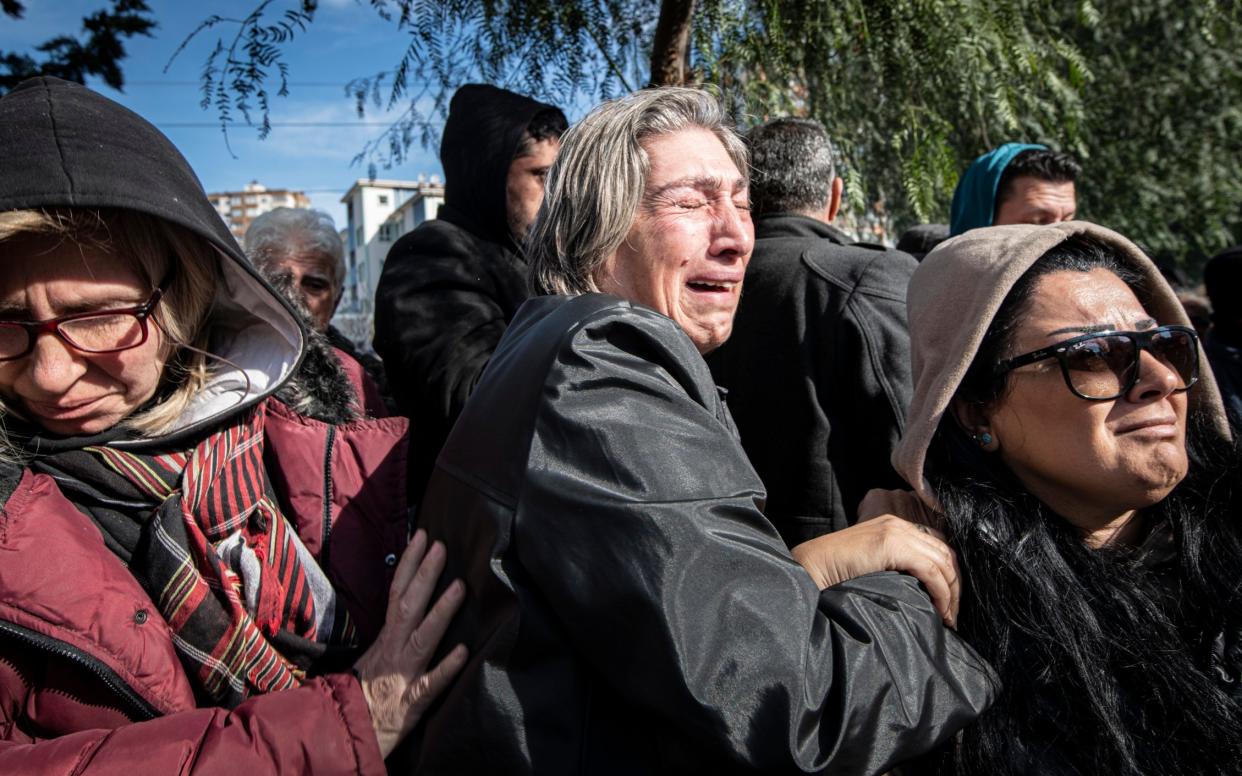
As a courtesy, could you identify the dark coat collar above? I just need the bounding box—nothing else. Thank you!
[753,212,852,244]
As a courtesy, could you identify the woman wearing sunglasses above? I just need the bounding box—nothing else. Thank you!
[0,78,466,771]
[884,222,1242,775]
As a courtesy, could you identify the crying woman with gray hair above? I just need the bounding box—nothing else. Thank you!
[406,86,994,774]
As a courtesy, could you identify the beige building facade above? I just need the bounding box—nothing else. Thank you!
[208,181,311,240]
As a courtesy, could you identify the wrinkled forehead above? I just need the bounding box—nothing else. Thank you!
[637,125,749,183]
[1027,267,1149,320]
[253,237,339,274]
[0,210,171,285]
[3,230,152,281]
[261,249,337,276]
[1010,269,1158,353]
[0,236,153,308]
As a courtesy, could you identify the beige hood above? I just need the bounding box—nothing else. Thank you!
[892,220,1229,506]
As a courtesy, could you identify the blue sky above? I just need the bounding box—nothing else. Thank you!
[1,0,458,227]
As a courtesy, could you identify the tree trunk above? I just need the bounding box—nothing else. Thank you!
[649,0,695,86]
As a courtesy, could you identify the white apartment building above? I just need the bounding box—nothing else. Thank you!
[338,176,445,318]
[208,181,310,240]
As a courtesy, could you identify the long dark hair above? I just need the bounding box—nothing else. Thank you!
[926,235,1242,775]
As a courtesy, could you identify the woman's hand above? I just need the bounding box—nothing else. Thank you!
[791,515,960,627]
[353,530,469,758]
[857,488,942,528]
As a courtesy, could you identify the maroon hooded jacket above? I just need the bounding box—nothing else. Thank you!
[0,77,410,773]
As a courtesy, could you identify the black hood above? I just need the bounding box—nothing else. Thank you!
[0,77,303,446]
[2,77,248,271]
[439,83,564,247]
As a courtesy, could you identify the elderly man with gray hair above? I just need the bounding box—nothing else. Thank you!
[405,88,993,774]
[707,118,919,545]
[245,207,389,416]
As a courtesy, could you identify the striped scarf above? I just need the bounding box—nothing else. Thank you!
[35,402,356,707]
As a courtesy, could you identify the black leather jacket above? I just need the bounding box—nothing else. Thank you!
[404,294,996,774]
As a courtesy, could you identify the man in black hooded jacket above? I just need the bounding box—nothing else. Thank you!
[373,84,567,499]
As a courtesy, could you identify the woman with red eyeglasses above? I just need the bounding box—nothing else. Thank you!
[0,78,465,772]
[882,223,1242,774]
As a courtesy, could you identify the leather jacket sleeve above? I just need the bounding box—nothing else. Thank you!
[514,305,996,774]
[0,673,384,775]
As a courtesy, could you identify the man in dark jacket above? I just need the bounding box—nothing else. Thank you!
[373,84,567,498]
[707,118,917,544]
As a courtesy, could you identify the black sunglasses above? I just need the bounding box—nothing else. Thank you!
[994,325,1199,401]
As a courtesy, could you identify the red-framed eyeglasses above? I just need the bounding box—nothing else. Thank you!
[0,275,170,362]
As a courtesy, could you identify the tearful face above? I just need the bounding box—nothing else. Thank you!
[596,128,754,354]
[980,268,1188,532]
[0,238,169,436]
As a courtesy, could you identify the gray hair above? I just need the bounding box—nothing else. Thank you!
[244,207,345,292]
[747,117,836,216]
[529,86,748,296]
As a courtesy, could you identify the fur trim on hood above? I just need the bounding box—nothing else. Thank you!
[263,270,361,425]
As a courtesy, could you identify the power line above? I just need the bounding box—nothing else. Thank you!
[125,80,436,88]
[162,121,392,127]
[156,120,445,127]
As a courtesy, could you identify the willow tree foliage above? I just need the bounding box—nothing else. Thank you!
[182,0,1242,269]
[0,0,156,93]
[1064,1,1242,268]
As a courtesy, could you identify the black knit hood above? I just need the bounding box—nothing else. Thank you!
[438,83,564,247]
[0,76,304,447]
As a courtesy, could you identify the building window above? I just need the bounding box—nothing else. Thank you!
[379,222,400,242]
[355,226,364,247]
[377,194,389,206]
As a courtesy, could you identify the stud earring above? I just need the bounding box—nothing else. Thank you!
[975,432,993,447]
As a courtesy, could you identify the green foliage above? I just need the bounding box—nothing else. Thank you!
[1063,0,1242,272]
[175,0,662,170]
[694,0,1242,268]
[0,0,156,94]
[693,0,1093,237]
[166,0,316,153]
[186,0,1242,268]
